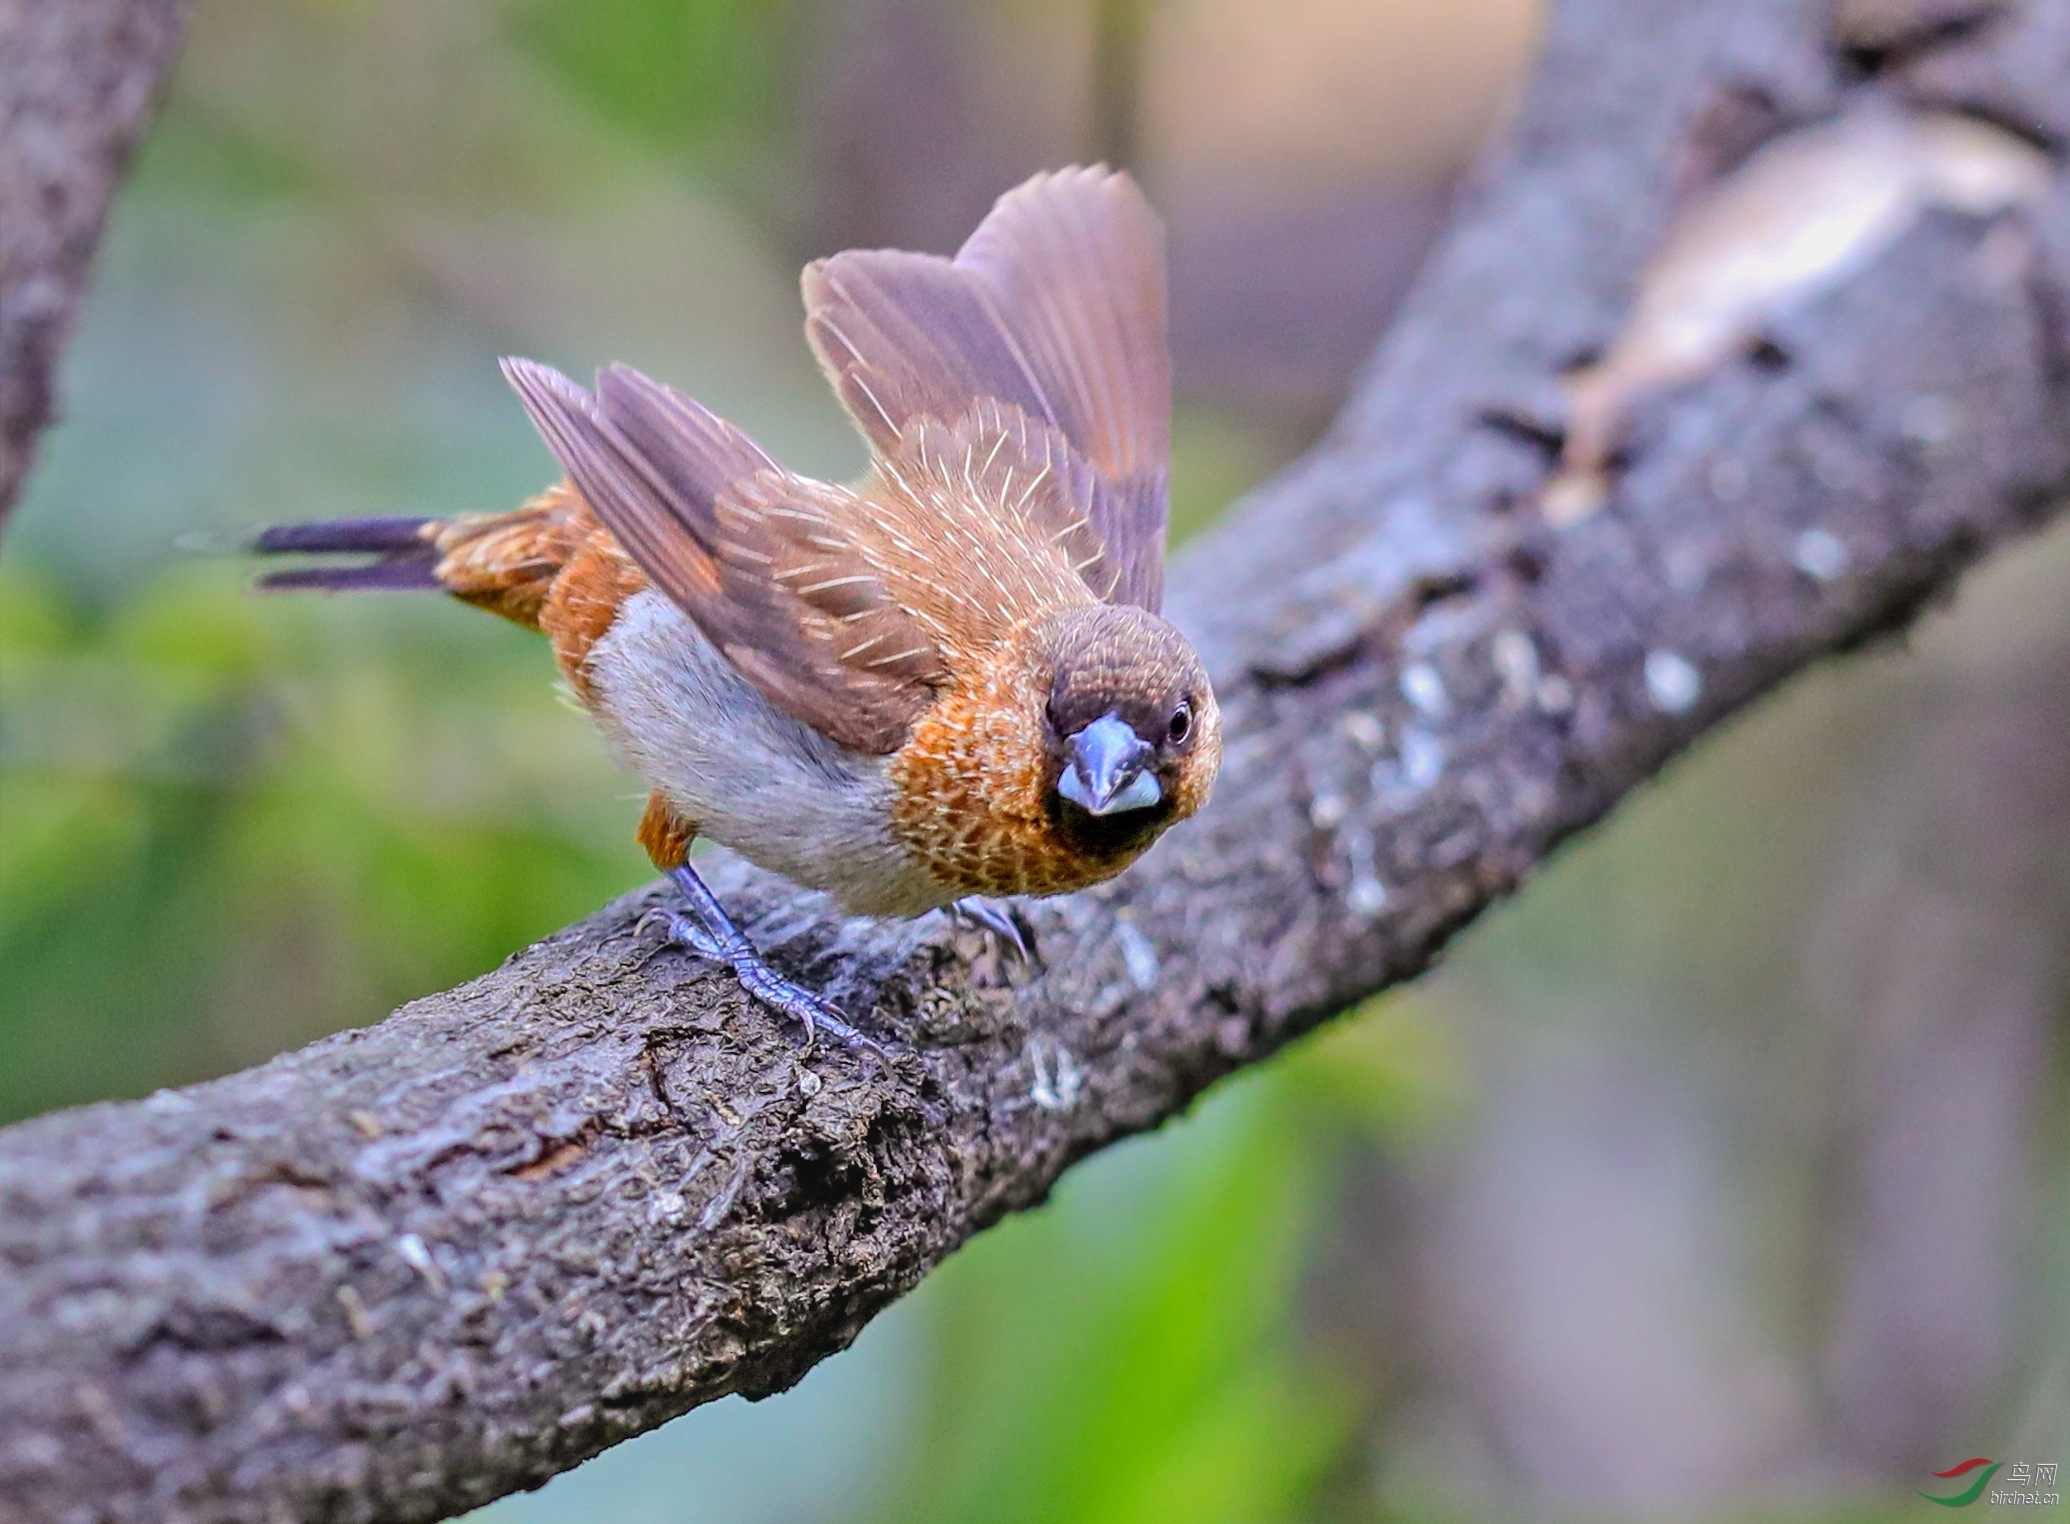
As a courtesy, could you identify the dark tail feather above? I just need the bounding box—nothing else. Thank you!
[248,515,442,595]
[250,516,434,555]
[254,560,442,593]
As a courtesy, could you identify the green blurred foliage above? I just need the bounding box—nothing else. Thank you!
[509,0,802,175]
[0,561,646,1121]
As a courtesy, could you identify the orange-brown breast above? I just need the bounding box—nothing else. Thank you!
[886,629,1129,899]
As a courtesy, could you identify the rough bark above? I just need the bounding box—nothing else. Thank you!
[4,0,2069,1520]
[0,0,195,529]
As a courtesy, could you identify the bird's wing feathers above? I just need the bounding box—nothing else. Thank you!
[503,358,946,755]
[859,398,1112,656]
[803,166,1170,611]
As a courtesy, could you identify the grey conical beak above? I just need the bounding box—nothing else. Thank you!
[1058,712,1161,816]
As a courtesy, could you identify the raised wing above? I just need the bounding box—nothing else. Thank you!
[802,166,1170,611]
[859,397,1112,659]
[502,358,946,755]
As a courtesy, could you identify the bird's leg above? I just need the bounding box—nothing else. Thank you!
[945,896,1033,965]
[660,863,886,1054]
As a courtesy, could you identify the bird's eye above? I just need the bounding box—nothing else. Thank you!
[1168,702,1192,745]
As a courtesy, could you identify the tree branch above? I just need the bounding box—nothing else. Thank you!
[0,0,194,531]
[4,0,2067,1520]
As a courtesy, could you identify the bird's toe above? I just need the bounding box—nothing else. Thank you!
[946,896,1034,965]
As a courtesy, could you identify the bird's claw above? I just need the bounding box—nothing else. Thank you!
[745,976,888,1058]
[946,896,1034,966]
[648,869,890,1057]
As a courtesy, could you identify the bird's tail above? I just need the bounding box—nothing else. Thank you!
[249,516,444,593]
[245,486,594,633]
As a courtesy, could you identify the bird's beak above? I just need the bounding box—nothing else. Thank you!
[1058,713,1161,816]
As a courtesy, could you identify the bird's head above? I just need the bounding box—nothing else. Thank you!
[884,601,1219,900]
[1033,604,1220,862]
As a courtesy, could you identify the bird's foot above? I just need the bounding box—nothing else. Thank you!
[655,865,889,1056]
[945,896,1034,966]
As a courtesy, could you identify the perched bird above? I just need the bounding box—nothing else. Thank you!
[249,166,1221,1048]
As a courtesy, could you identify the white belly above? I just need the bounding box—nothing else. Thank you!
[585,591,954,917]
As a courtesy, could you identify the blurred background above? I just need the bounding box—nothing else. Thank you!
[3,0,2068,1519]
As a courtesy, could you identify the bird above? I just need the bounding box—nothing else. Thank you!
[247,166,1222,1050]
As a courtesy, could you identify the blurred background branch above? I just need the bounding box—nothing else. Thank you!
[5,1,2070,1522]
[0,0,195,530]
